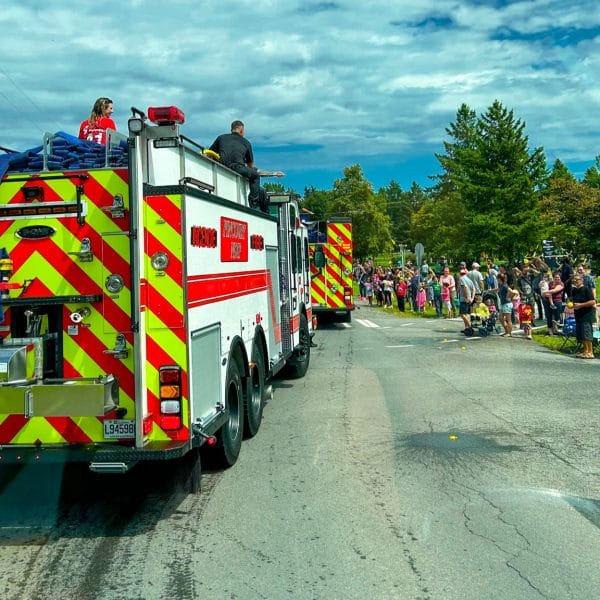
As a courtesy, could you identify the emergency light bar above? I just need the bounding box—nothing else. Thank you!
[148,106,185,125]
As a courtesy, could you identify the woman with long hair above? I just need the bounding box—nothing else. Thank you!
[78,97,116,144]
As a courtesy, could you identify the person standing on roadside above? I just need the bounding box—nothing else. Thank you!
[458,267,475,332]
[572,273,596,358]
[498,273,517,337]
[467,262,484,295]
[577,264,596,300]
[545,271,565,335]
[395,276,407,312]
[440,266,456,317]
[430,274,443,317]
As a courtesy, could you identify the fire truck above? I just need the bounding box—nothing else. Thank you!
[306,216,354,322]
[0,106,313,490]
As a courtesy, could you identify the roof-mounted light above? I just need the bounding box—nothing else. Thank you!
[147,106,185,126]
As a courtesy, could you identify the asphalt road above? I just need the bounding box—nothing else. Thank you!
[0,306,598,600]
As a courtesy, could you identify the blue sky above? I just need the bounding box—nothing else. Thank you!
[0,0,598,194]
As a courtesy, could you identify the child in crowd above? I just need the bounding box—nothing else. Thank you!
[416,282,427,313]
[441,281,452,318]
[511,284,521,327]
[518,294,533,339]
[365,276,374,305]
[472,294,490,319]
[430,275,442,317]
[538,272,555,308]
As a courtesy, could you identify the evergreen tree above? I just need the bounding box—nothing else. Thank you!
[435,100,546,260]
[547,158,575,183]
[582,155,600,189]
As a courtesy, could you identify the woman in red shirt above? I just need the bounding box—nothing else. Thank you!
[78,97,116,144]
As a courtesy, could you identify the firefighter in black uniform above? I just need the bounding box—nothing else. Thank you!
[209,120,283,212]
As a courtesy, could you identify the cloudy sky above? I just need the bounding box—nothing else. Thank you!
[1,0,598,193]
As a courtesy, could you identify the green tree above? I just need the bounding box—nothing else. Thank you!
[582,155,600,189]
[434,103,478,194]
[547,158,575,184]
[540,176,600,257]
[435,100,547,260]
[328,165,393,259]
[410,191,468,262]
[302,186,333,221]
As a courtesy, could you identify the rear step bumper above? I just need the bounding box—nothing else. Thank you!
[0,439,193,466]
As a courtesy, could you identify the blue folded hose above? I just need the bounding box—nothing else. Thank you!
[0,132,128,178]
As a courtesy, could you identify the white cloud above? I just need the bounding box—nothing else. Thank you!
[0,0,598,189]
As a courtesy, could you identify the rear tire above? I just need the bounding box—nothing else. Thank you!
[244,343,265,438]
[213,355,244,467]
[285,313,311,379]
[342,310,351,323]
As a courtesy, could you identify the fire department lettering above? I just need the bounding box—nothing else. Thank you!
[191,225,217,248]
[220,216,248,262]
[250,234,264,250]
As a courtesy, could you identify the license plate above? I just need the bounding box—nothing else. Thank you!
[103,419,135,439]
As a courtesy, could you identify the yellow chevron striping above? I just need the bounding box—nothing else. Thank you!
[11,418,67,444]
[145,312,187,364]
[144,202,183,253]
[13,250,82,296]
[62,332,135,414]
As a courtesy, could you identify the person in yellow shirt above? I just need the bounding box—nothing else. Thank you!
[472,294,490,319]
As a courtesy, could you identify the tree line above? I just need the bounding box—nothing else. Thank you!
[284,99,600,264]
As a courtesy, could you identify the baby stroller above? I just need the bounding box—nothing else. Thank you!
[477,307,502,336]
[463,299,501,337]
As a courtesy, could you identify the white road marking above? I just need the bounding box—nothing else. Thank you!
[385,344,414,348]
[355,319,380,328]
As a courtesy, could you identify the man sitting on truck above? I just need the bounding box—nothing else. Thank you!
[209,120,283,212]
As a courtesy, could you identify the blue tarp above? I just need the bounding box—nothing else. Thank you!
[0,131,128,179]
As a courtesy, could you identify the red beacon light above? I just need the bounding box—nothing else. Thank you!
[147,106,185,126]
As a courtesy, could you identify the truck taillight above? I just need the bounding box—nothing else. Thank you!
[159,366,182,430]
[148,106,185,125]
[344,286,353,304]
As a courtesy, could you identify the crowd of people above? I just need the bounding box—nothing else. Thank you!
[354,255,598,358]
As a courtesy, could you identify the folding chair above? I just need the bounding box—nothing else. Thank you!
[557,320,580,354]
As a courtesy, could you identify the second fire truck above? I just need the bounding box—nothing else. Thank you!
[306,216,354,323]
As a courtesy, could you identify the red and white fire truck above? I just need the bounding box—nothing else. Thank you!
[0,106,313,490]
[306,216,354,322]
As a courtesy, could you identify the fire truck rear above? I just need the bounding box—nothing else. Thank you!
[307,216,354,322]
[0,106,313,489]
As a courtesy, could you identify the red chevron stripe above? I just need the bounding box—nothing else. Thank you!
[145,336,189,441]
[145,229,183,280]
[328,223,352,246]
[11,239,102,295]
[0,415,28,444]
[61,306,134,399]
[145,194,182,234]
[82,171,129,232]
[61,218,131,283]
[46,417,93,444]
[11,239,132,333]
